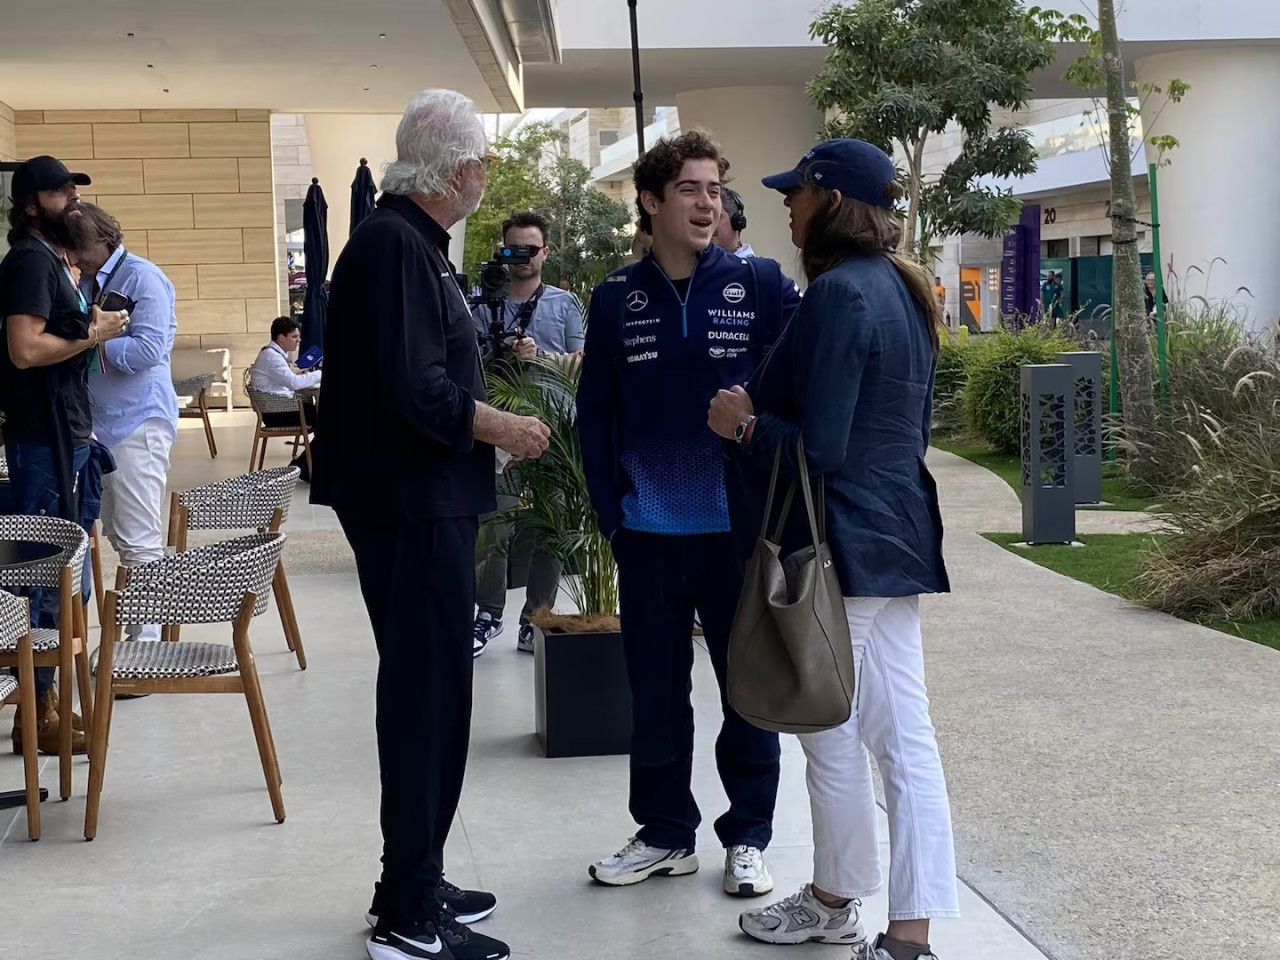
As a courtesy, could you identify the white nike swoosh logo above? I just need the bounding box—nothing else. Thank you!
[393,931,443,954]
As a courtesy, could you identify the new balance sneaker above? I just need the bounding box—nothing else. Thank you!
[853,934,939,960]
[516,623,536,654]
[473,614,502,658]
[588,837,699,886]
[367,915,510,960]
[724,845,774,897]
[366,879,496,928]
[738,884,869,945]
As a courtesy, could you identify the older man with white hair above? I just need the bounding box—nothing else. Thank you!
[312,89,549,960]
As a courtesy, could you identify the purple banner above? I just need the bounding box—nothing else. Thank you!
[1000,205,1043,324]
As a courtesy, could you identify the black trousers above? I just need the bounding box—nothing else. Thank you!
[613,529,781,851]
[338,510,479,924]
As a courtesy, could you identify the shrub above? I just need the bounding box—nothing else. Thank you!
[931,340,969,438]
[962,327,1075,454]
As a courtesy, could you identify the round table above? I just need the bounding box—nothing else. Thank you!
[0,538,63,811]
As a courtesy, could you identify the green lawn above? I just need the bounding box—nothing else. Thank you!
[985,532,1280,652]
[932,438,1158,512]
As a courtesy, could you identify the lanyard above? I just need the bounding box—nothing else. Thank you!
[504,283,545,333]
[33,234,88,313]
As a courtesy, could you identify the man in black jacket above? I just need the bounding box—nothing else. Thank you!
[311,89,549,960]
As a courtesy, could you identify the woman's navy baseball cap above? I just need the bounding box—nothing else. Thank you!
[762,139,897,209]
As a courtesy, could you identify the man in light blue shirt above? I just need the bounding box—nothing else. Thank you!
[469,210,584,656]
[71,203,178,642]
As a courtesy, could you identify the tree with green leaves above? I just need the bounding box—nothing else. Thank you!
[807,0,1077,263]
[464,122,632,303]
[1062,5,1190,473]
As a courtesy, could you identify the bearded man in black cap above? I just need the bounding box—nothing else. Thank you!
[0,156,128,758]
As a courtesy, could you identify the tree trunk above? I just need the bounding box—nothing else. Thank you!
[1098,0,1155,468]
[903,134,926,259]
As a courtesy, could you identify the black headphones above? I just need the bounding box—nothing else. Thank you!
[722,186,748,233]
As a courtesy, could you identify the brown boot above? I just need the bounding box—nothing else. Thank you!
[43,687,85,732]
[11,696,88,757]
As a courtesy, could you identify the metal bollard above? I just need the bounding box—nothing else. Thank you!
[1020,363,1076,544]
[1056,351,1104,504]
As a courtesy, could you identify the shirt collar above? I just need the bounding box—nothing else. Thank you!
[378,193,452,255]
[735,244,756,260]
[268,341,290,359]
[96,245,126,287]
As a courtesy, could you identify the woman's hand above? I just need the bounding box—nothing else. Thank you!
[708,385,755,440]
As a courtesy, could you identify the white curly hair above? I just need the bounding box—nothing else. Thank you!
[380,89,489,199]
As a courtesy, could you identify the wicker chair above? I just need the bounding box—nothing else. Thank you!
[0,590,41,839]
[85,531,288,839]
[174,372,218,459]
[0,515,93,802]
[163,467,306,669]
[243,369,312,475]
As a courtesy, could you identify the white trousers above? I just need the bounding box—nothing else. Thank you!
[798,596,961,921]
[101,418,174,642]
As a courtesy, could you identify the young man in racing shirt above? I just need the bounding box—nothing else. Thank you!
[577,131,800,897]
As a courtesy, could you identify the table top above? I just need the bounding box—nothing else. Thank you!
[0,540,61,568]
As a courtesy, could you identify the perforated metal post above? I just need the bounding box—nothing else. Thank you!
[1020,364,1076,544]
[1056,351,1103,504]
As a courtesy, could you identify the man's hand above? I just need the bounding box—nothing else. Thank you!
[90,305,128,341]
[708,384,755,440]
[498,413,551,460]
[512,336,538,359]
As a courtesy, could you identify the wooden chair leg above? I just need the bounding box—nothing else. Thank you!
[73,602,94,747]
[90,526,105,623]
[58,579,75,801]
[85,603,120,841]
[16,632,41,840]
[272,561,306,669]
[258,434,269,470]
[300,425,313,476]
[199,391,218,458]
[233,609,285,823]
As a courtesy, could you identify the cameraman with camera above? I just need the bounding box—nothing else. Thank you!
[471,211,584,657]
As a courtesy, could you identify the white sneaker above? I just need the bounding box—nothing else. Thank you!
[473,613,502,658]
[738,884,869,945]
[853,937,938,960]
[724,845,774,897]
[588,837,699,886]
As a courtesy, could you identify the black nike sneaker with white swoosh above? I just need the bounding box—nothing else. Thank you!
[367,914,510,960]
[366,878,497,928]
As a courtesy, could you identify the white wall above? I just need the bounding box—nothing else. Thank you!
[1115,0,1280,41]
[555,0,825,49]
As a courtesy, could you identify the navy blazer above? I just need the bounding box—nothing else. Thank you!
[726,253,949,599]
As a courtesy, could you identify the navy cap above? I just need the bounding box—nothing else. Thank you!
[10,155,91,202]
[762,139,897,209]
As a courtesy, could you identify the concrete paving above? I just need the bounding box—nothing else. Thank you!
[1,420,1274,960]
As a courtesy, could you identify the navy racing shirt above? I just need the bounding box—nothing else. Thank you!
[577,243,799,537]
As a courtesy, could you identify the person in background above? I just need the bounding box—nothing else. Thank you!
[249,316,320,477]
[311,88,549,960]
[715,139,957,960]
[471,211,584,656]
[69,203,178,647]
[712,185,803,312]
[1144,271,1168,317]
[1041,270,1064,326]
[578,131,797,900]
[0,156,128,755]
[933,276,946,314]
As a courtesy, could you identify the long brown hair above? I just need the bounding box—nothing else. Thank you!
[799,178,941,354]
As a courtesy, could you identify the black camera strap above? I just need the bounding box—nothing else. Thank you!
[507,283,546,332]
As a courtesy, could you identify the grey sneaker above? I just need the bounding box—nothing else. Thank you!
[517,623,536,653]
[738,884,868,945]
[589,837,699,886]
[853,935,939,960]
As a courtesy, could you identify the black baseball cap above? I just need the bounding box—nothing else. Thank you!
[10,155,91,201]
[762,139,897,209]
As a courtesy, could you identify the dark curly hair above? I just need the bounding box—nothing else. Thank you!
[632,130,729,234]
[502,210,550,246]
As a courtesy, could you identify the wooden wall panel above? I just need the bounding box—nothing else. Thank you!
[60,159,144,195]
[96,194,195,231]
[193,193,274,229]
[16,123,94,158]
[93,122,190,159]
[148,229,244,265]
[188,122,270,158]
[143,158,241,194]
[197,262,277,299]
[176,299,248,335]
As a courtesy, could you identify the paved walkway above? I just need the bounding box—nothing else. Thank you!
[2,423,1274,960]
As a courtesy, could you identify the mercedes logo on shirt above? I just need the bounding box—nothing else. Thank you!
[627,290,650,312]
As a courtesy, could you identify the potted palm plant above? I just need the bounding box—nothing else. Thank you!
[486,355,632,758]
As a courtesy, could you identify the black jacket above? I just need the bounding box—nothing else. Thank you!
[310,194,495,521]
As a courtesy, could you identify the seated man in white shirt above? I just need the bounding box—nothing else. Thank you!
[249,316,321,475]
[250,315,321,420]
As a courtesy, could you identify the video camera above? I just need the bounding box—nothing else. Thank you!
[473,244,538,363]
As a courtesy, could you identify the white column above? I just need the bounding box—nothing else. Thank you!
[303,114,401,273]
[1136,48,1280,334]
[674,86,823,271]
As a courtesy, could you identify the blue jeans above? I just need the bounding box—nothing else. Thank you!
[4,442,95,698]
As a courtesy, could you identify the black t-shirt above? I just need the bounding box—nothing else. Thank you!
[0,235,94,444]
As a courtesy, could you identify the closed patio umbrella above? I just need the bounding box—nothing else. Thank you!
[301,177,329,352]
[350,158,376,236]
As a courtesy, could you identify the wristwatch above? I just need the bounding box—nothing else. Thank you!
[734,415,758,444]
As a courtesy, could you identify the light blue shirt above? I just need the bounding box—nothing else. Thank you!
[83,245,179,449]
[471,285,585,355]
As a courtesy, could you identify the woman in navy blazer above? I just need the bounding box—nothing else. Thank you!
[710,140,957,960]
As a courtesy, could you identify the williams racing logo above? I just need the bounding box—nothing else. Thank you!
[707,308,754,327]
